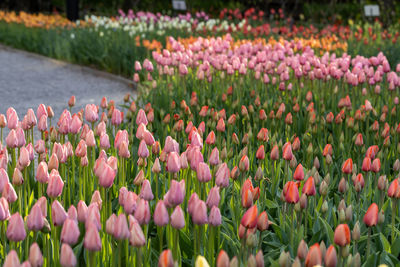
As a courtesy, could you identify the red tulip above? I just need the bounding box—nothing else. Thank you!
[283,181,299,203]
[363,203,379,227]
[302,176,316,196]
[282,142,293,161]
[323,144,332,157]
[342,158,353,174]
[256,145,265,160]
[293,164,304,181]
[334,224,351,246]
[305,243,322,267]
[362,157,371,172]
[240,205,258,228]
[324,245,337,267]
[388,179,400,198]
[371,158,381,173]
[216,250,230,267]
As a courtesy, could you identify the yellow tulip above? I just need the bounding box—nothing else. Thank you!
[195,256,210,267]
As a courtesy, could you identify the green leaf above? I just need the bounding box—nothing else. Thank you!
[380,233,391,253]
[319,216,334,245]
[264,199,278,209]
[28,190,34,208]
[391,237,400,257]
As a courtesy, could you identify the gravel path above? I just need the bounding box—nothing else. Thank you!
[0,45,135,123]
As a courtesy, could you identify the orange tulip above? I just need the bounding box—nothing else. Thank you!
[240,205,258,228]
[363,203,379,227]
[341,158,353,174]
[302,176,316,196]
[305,243,322,267]
[283,181,299,203]
[334,224,351,246]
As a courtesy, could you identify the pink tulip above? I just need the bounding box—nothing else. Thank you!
[98,162,116,188]
[136,109,148,126]
[4,250,20,267]
[138,140,149,158]
[106,214,117,235]
[6,107,19,130]
[85,104,98,123]
[170,205,185,229]
[192,199,208,225]
[27,204,44,231]
[3,182,18,203]
[34,139,45,154]
[75,140,87,157]
[215,163,229,188]
[139,179,154,201]
[7,212,26,242]
[129,220,146,247]
[111,108,123,126]
[77,201,88,223]
[206,186,220,208]
[209,206,222,226]
[38,115,47,132]
[6,129,18,148]
[90,191,102,210]
[0,168,10,192]
[113,214,130,240]
[60,243,77,267]
[134,199,151,225]
[197,162,211,182]
[36,197,47,218]
[29,242,43,267]
[68,205,77,221]
[123,191,138,214]
[18,146,31,168]
[154,200,169,226]
[99,134,110,150]
[209,147,219,166]
[51,200,67,226]
[85,130,96,147]
[166,152,181,173]
[60,218,80,245]
[166,180,184,206]
[47,170,64,198]
[84,222,102,251]
[118,141,130,158]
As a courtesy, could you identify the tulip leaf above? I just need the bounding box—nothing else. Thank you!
[391,237,400,257]
[380,233,391,253]
[319,216,334,244]
[362,253,378,267]
[264,199,278,209]
[28,190,34,208]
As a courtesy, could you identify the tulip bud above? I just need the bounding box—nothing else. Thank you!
[345,205,353,221]
[352,221,360,241]
[278,251,291,267]
[297,240,308,260]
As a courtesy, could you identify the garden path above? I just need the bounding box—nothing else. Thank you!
[0,45,134,123]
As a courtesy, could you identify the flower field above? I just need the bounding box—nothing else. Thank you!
[1,7,400,267]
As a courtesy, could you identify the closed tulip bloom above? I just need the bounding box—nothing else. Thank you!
[256,145,265,160]
[134,199,151,225]
[0,200,8,221]
[12,168,23,186]
[270,145,279,161]
[113,213,130,240]
[158,249,174,267]
[0,168,8,193]
[77,201,88,223]
[192,200,208,225]
[206,186,220,208]
[137,140,149,158]
[342,158,353,174]
[3,183,18,203]
[209,206,222,226]
[197,162,211,182]
[297,240,308,260]
[51,200,67,227]
[364,203,379,227]
[136,109,148,126]
[4,250,20,267]
[36,162,49,184]
[334,224,351,246]
[75,140,87,158]
[111,108,123,126]
[6,130,18,148]
[0,114,6,128]
[36,197,47,218]
[37,115,47,132]
[362,157,371,172]
[371,158,381,173]
[302,176,316,196]
[29,242,43,267]
[7,108,18,130]
[305,243,322,267]
[154,200,169,227]
[187,193,199,216]
[215,163,229,188]
[69,115,82,134]
[209,147,219,166]
[129,220,146,247]
[216,250,230,267]
[205,131,215,145]
[325,245,337,267]
[139,179,153,201]
[388,179,400,198]
[7,212,26,242]
[84,222,102,251]
[48,154,59,171]
[47,170,64,198]
[170,205,185,229]
[238,155,250,172]
[18,146,30,168]
[60,218,80,245]
[84,104,98,123]
[123,192,138,214]
[283,181,299,203]
[105,214,116,235]
[282,142,293,161]
[195,256,210,267]
[67,206,77,222]
[294,164,304,181]
[241,205,258,228]
[98,163,115,188]
[166,180,184,206]
[27,204,44,232]
[60,243,77,267]
[355,133,363,146]
[257,211,269,231]
[166,152,181,173]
